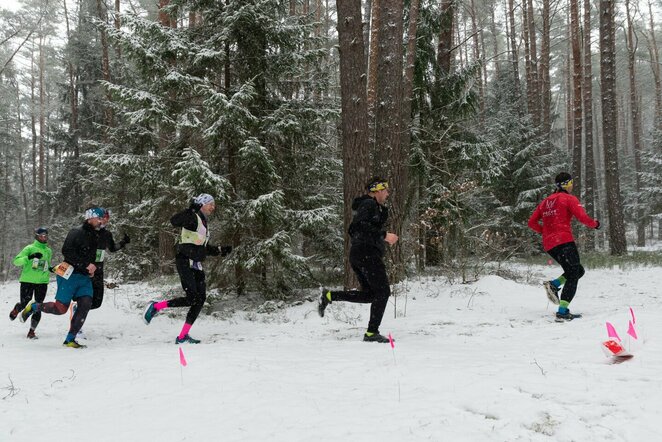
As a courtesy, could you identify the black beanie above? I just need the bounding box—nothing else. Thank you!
[554,172,572,189]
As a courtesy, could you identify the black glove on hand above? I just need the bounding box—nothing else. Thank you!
[121,233,131,245]
[28,252,43,260]
[206,245,221,256]
[48,266,55,273]
[189,199,202,212]
[595,220,601,230]
[220,246,232,257]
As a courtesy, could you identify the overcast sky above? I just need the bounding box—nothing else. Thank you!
[3,0,21,12]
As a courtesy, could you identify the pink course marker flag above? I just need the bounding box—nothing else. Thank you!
[629,307,636,324]
[606,322,621,342]
[179,347,188,367]
[388,333,395,349]
[627,320,638,340]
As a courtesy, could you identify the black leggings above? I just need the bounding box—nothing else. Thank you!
[547,242,585,304]
[330,249,391,334]
[91,265,105,309]
[15,283,47,330]
[166,256,207,325]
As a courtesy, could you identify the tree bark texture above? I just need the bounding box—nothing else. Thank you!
[599,0,627,255]
[525,0,540,126]
[437,0,454,74]
[336,0,370,289]
[583,0,597,251]
[507,0,521,102]
[570,0,583,198]
[540,0,551,135]
[625,0,645,246]
[374,0,405,280]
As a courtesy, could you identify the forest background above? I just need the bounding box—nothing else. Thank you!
[0,0,661,298]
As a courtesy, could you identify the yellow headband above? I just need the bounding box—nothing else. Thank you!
[559,179,573,190]
[369,182,389,192]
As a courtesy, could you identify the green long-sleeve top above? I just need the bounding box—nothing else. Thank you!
[12,240,53,284]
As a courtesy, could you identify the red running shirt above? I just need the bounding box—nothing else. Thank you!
[528,192,598,251]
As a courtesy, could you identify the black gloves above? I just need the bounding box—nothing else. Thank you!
[119,233,131,248]
[189,199,202,211]
[28,252,43,260]
[595,220,601,230]
[206,245,232,257]
[48,266,55,273]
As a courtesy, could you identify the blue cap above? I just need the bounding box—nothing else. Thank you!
[84,207,106,220]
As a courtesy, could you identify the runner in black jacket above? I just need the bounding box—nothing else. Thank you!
[318,177,399,343]
[20,207,104,348]
[142,193,230,344]
[91,213,130,310]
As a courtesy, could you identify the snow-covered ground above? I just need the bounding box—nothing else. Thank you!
[1,261,661,441]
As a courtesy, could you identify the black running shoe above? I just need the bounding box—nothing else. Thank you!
[555,311,582,322]
[363,332,391,343]
[175,334,201,344]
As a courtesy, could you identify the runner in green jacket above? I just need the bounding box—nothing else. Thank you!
[9,227,54,339]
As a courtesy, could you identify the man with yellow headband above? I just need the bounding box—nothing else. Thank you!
[318,176,399,342]
[528,172,600,321]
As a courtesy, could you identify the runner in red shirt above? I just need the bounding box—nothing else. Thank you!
[528,172,600,320]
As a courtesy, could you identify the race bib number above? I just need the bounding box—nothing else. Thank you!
[96,249,106,262]
[55,262,74,280]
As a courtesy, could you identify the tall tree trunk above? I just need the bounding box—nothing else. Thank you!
[507,0,521,101]
[157,0,177,274]
[224,39,244,295]
[437,0,454,74]
[15,85,30,231]
[30,40,36,194]
[115,0,122,60]
[583,0,597,251]
[374,0,405,280]
[522,0,534,120]
[337,0,370,289]
[646,0,662,129]
[539,0,551,135]
[63,0,81,207]
[364,0,372,68]
[38,34,45,224]
[469,0,484,118]
[599,0,627,255]
[367,0,381,163]
[625,0,645,247]
[392,0,420,282]
[490,2,500,79]
[526,0,540,125]
[96,0,113,134]
[569,0,583,198]
[565,44,573,154]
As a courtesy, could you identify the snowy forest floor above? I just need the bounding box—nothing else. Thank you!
[1,259,661,441]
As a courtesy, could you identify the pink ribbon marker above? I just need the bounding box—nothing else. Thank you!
[627,320,638,340]
[179,347,188,367]
[388,333,395,349]
[606,322,621,341]
[629,307,636,325]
